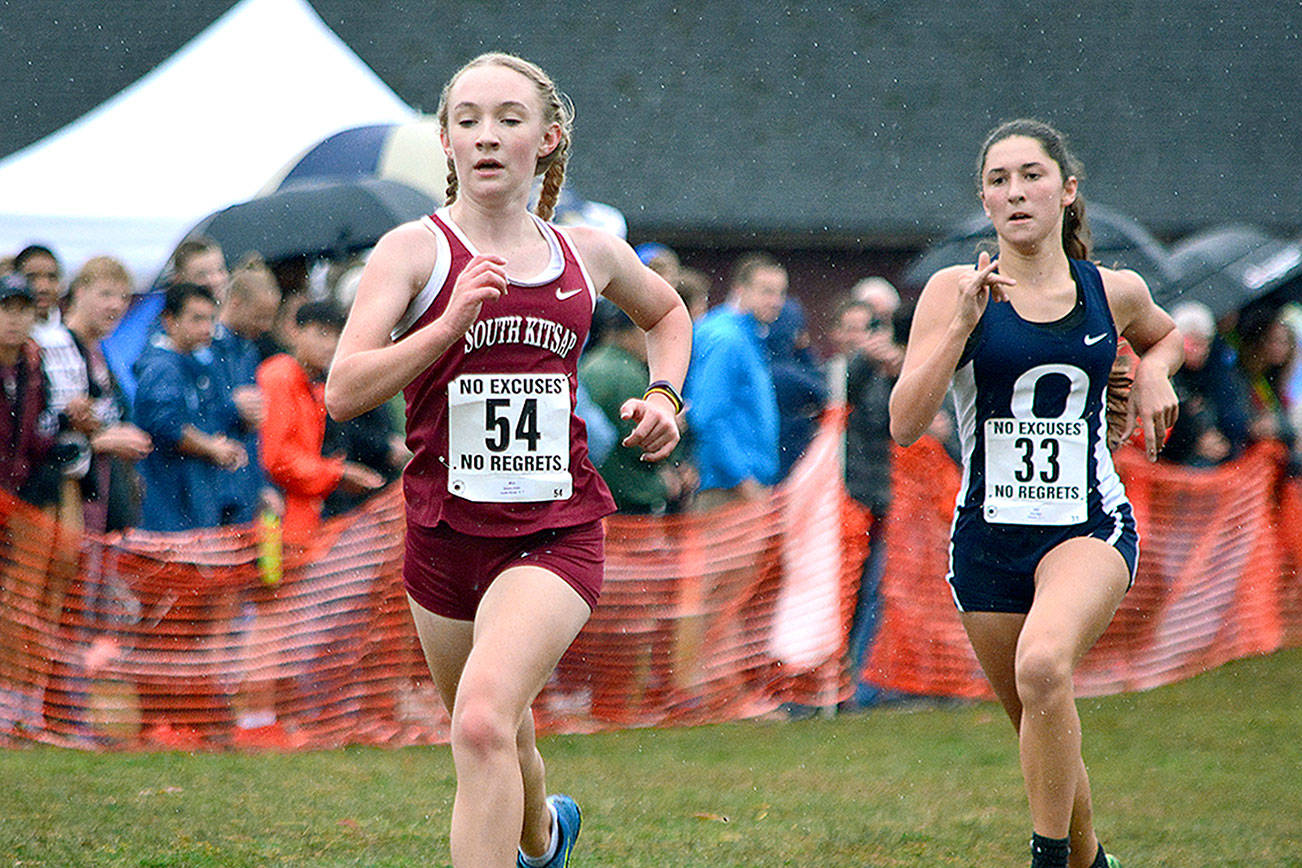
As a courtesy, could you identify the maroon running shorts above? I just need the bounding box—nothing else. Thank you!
[403,520,605,621]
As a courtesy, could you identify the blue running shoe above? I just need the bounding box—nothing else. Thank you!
[517,794,581,868]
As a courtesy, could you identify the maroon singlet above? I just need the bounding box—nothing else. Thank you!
[393,209,616,537]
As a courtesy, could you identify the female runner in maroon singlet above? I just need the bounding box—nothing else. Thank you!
[325,53,691,868]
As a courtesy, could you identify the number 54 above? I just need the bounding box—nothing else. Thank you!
[485,398,541,452]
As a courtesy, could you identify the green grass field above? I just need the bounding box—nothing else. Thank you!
[1,647,1297,867]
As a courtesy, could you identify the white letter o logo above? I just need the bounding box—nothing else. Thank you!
[1009,364,1088,420]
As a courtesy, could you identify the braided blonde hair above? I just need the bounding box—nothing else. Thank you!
[436,53,574,221]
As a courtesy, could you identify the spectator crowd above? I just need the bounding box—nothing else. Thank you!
[4,234,1302,712]
[1,239,401,543]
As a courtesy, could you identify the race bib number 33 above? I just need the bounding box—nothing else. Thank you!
[448,373,572,502]
[983,417,1088,525]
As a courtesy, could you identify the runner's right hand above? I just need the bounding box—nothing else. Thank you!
[953,251,1016,334]
[441,254,508,338]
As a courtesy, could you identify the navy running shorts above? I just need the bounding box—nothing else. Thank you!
[947,503,1138,614]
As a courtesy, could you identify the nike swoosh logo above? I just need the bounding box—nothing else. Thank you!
[555,287,586,301]
[1084,333,1108,346]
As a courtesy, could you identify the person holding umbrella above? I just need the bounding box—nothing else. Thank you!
[324,53,691,868]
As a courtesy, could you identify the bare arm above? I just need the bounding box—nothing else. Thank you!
[1104,267,1183,460]
[324,223,507,421]
[177,425,246,470]
[571,228,693,462]
[889,252,1015,445]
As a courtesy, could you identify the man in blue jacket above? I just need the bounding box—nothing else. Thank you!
[132,283,248,532]
[686,251,786,510]
[207,255,284,521]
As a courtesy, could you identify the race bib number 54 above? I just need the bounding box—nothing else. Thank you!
[447,373,572,502]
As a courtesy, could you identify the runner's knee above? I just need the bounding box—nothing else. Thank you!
[1014,640,1073,709]
[451,697,516,759]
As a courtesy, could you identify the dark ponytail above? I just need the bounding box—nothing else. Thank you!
[1062,196,1091,261]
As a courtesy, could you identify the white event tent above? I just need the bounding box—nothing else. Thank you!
[0,0,414,283]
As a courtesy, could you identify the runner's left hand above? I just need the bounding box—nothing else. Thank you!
[620,393,680,462]
[1124,360,1179,461]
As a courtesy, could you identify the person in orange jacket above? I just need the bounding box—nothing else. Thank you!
[257,300,383,543]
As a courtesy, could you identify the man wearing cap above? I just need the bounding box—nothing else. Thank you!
[17,245,85,422]
[0,275,60,505]
[14,245,63,340]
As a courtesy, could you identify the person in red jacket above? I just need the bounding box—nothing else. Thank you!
[257,301,383,543]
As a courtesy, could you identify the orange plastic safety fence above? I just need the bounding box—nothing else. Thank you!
[0,415,856,751]
[867,438,1302,699]
[4,415,1299,752]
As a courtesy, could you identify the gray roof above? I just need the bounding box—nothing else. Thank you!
[3,0,1298,246]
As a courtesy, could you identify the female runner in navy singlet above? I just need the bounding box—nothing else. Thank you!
[889,120,1181,868]
[324,53,691,868]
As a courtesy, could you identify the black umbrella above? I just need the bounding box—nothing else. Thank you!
[187,178,437,263]
[900,202,1177,297]
[1159,224,1302,318]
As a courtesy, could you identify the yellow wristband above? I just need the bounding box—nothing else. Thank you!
[642,380,683,414]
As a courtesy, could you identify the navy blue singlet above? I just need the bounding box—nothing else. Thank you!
[946,258,1137,613]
